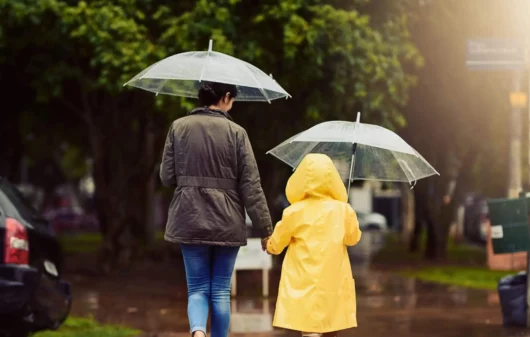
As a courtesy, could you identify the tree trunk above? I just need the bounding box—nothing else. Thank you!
[425,215,449,260]
[423,150,478,261]
[424,217,437,259]
[423,187,448,261]
[410,183,427,252]
[92,150,130,273]
[143,120,157,246]
[86,104,144,272]
[400,185,415,246]
[0,116,22,181]
[409,214,423,252]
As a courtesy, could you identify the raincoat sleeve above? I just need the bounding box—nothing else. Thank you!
[267,208,295,255]
[344,205,362,246]
[160,123,177,187]
[237,130,273,238]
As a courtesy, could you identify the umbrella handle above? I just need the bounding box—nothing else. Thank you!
[347,144,358,200]
[348,113,361,201]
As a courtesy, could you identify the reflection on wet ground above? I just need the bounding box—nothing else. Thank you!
[65,232,530,337]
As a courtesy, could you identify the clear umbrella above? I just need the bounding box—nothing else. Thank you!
[268,113,439,193]
[124,40,291,103]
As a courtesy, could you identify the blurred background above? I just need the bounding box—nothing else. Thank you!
[2,0,530,336]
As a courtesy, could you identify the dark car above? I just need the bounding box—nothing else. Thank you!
[0,177,71,336]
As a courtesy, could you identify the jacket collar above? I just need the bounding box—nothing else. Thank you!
[187,107,233,121]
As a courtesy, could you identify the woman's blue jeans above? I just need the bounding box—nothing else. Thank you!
[181,244,240,337]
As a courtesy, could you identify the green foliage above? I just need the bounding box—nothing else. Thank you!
[1,0,420,142]
[153,0,422,132]
[59,145,89,180]
[59,233,103,255]
[0,0,421,247]
[59,0,162,91]
[34,316,139,337]
[59,232,165,255]
[259,1,421,128]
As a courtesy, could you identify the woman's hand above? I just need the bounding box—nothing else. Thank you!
[261,236,270,252]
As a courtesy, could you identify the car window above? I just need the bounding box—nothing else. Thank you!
[0,179,38,221]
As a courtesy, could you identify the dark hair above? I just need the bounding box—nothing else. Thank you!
[198,82,238,106]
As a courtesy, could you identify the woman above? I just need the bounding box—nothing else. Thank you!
[159,82,273,337]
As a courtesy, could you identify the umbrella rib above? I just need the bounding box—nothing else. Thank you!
[124,62,158,87]
[412,149,440,176]
[154,79,168,96]
[294,142,322,166]
[391,151,417,185]
[242,64,271,104]
[267,151,297,170]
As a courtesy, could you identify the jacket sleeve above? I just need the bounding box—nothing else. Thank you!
[267,208,294,255]
[344,205,362,246]
[237,130,273,238]
[159,123,177,187]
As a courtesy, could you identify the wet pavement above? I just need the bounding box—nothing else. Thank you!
[64,232,530,337]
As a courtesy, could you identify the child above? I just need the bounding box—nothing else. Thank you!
[266,153,362,337]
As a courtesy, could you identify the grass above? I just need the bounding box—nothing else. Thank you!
[373,232,487,267]
[34,317,139,337]
[372,232,518,290]
[58,233,103,255]
[400,266,514,290]
[59,232,165,255]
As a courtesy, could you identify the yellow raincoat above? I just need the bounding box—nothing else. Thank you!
[267,154,362,333]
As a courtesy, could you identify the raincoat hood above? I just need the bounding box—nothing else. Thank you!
[286,153,347,204]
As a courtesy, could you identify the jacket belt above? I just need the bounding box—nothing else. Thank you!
[177,176,238,190]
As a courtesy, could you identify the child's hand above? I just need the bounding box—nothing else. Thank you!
[261,236,270,252]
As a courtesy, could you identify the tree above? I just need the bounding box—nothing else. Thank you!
[1,0,170,271]
[0,0,422,270]
[403,0,530,259]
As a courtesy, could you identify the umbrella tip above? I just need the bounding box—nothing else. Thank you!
[208,39,213,52]
[356,112,361,123]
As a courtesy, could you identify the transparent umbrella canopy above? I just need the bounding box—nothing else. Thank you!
[124,40,291,103]
[268,113,439,191]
